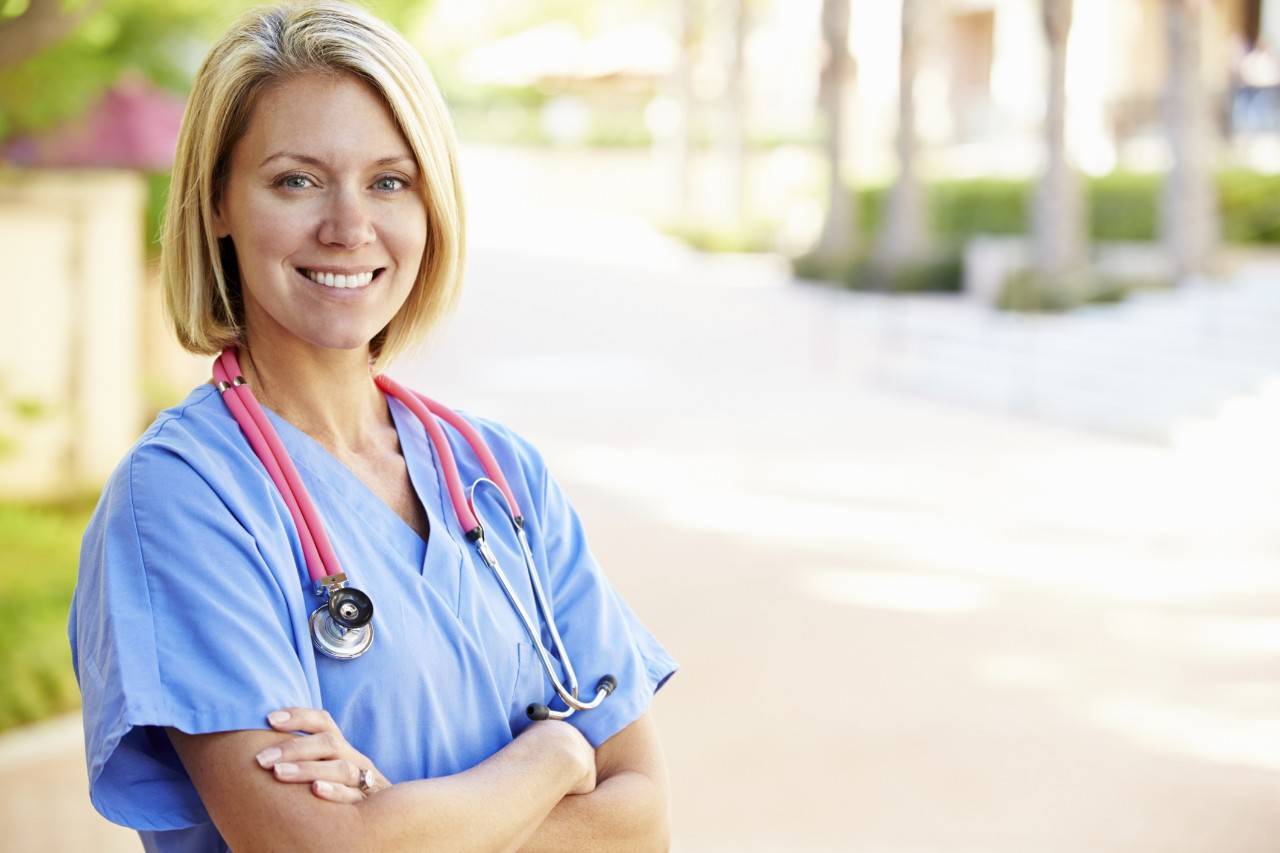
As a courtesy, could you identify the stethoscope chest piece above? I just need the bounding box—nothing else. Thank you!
[309,574,375,660]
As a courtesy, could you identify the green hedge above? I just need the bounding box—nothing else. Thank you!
[793,249,963,294]
[0,498,95,733]
[854,171,1280,244]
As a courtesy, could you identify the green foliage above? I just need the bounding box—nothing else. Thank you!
[853,171,1280,246]
[996,269,1083,313]
[1218,169,1280,243]
[857,179,1030,239]
[932,179,1030,237]
[793,248,964,295]
[1088,171,1158,241]
[1,0,32,20]
[0,372,53,460]
[0,0,216,142]
[0,0,436,143]
[881,251,964,293]
[994,268,1166,313]
[0,497,97,732]
[9,396,45,420]
[844,250,964,294]
[792,249,858,284]
[144,169,170,256]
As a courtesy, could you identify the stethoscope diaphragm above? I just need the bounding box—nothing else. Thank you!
[310,576,375,660]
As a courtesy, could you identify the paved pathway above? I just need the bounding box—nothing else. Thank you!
[5,192,1279,850]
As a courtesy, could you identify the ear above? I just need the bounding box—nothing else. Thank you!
[212,198,230,238]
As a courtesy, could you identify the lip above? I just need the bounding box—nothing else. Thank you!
[294,266,386,299]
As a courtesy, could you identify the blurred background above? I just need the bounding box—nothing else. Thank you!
[3,0,1280,850]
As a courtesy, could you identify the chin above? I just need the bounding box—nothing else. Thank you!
[296,328,382,353]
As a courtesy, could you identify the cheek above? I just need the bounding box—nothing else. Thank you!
[236,203,308,270]
[386,207,429,273]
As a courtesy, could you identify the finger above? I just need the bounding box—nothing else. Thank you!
[312,780,364,804]
[271,758,363,788]
[257,731,344,767]
[266,707,338,735]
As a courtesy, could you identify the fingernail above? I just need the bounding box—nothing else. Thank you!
[267,711,290,725]
[274,762,297,778]
[256,747,281,768]
[315,780,332,794]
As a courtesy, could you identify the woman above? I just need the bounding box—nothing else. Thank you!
[68,3,677,851]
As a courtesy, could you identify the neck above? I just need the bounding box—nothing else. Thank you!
[238,335,390,455]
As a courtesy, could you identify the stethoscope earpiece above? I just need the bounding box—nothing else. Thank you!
[525,673,618,722]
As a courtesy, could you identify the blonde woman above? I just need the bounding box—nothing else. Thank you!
[68,3,677,850]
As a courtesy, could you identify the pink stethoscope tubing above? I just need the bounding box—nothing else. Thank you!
[211,346,615,719]
[215,346,521,583]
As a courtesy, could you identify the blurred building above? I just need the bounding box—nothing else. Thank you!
[0,75,197,500]
[431,0,1280,179]
[865,0,1280,178]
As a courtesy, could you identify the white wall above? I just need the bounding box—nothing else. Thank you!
[0,170,145,498]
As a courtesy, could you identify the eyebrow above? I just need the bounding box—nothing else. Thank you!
[258,151,417,170]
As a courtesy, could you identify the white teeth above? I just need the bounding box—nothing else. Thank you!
[302,269,376,289]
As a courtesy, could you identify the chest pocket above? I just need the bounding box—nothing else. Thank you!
[508,641,551,735]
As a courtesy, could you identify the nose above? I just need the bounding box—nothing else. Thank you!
[317,186,376,249]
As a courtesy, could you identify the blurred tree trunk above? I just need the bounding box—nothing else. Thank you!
[1032,0,1086,282]
[1161,0,1220,280]
[0,0,103,69]
[666,0,697,220]
[722,0,749,229]
[812,0,854,262]
[876,0,930,270]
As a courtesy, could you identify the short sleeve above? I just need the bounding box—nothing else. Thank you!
[517,438,678,749]
[69,439,315,831]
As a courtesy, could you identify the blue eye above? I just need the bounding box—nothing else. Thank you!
[277,173,313,190]
[374,176,407,192]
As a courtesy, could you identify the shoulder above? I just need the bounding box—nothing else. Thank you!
[132,382,246,470]
[87,383,257,536]
[439,407,554,493]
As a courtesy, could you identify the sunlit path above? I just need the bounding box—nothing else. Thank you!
[394,179,1280,851]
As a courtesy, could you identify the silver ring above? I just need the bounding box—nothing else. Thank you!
[358,766,376,795]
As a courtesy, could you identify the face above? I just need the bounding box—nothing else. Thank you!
[214,72,427,355]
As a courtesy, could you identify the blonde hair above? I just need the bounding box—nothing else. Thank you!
[161,0,465,368]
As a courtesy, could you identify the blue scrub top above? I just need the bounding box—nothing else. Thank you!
[68,382,678,852]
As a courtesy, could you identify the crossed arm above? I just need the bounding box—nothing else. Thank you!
[166,709,670,853]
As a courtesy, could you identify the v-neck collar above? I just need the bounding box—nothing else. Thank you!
[260,394,454,577]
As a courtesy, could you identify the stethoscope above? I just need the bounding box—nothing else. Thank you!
[211,346,616,721]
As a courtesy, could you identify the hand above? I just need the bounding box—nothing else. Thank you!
[526,720,596,796]
[255,707,391,804]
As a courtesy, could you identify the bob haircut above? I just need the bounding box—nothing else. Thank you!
[161,0,465,368]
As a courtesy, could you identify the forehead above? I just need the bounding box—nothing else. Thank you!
[235,72,413,167]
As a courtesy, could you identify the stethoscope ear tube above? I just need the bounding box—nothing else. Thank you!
[468,479,621,719]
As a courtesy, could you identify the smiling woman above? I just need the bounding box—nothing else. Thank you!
[212,72,427,352]
[68,3,677,852]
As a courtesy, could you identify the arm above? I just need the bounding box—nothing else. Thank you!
[167,719,595,853]
[519,711,671,853]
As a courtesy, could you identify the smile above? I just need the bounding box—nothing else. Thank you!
[296,267,385,289]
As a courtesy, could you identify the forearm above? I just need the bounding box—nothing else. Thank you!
[518,770,670,853]
[351,726,583,853]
